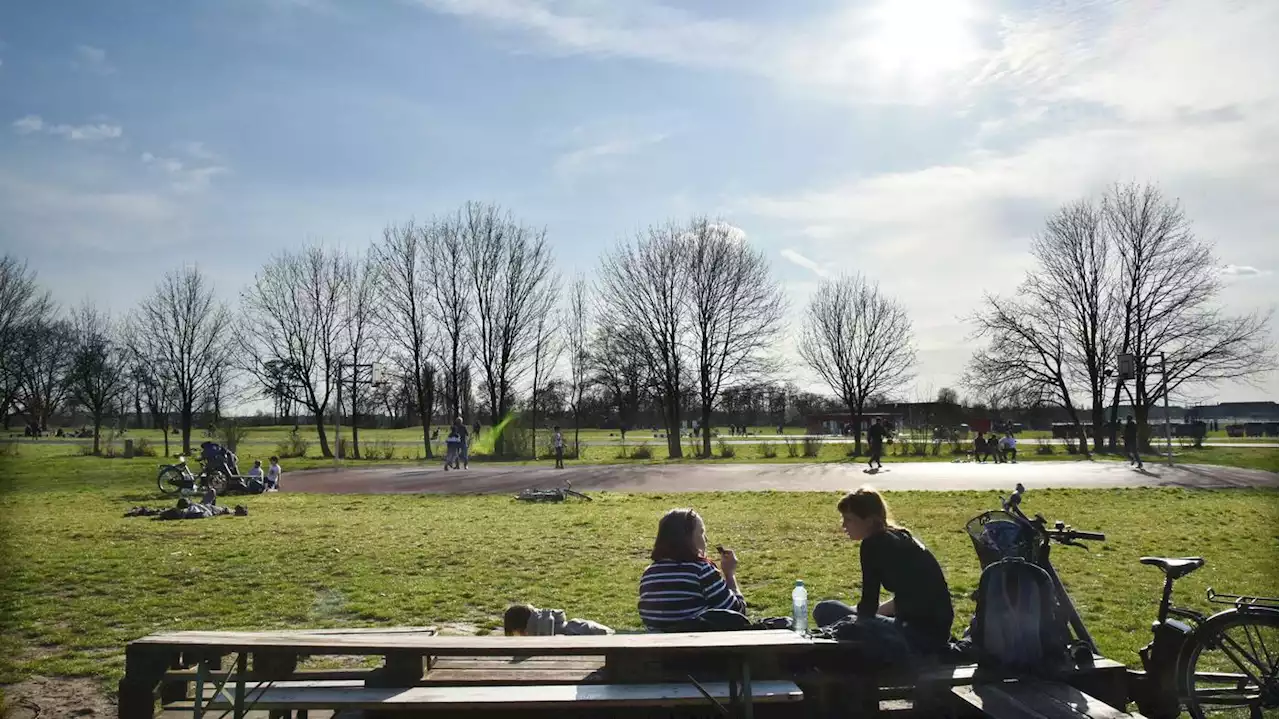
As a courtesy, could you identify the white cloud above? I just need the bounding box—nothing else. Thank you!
[554,130,668,177]
[48,122,123,141]
[12,115,43,134]
[174,141,219,161]
[71,44,116,75]
[11,115,122,141]
[779,249,829,278]
[1220,265,1268,277]
[142,151,228,193]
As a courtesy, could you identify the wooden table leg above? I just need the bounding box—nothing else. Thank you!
[118,645,171,719]
[741,657,754,719]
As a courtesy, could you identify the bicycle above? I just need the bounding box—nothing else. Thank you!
[514,481,592,503]
[156,455,228,496]
[969,484,1278,719]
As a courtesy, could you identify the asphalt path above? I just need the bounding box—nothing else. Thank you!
[284,460,1278,496]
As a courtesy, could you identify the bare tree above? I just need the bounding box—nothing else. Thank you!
[566,276,591,455]
[461,202,556,456]
[590,324,647,443]
[67,305,128,454]
[130,267,231,454]
[597,224,689,458]
[798,274,916,454]
[424,215,472,423]
[0,256,53,428]
[240,247,347,458]
[1105,183,1275,446]
[528,279,563,457]
[374,221,437,458]
[685,219,785,457]
[340,251,384,459]
[13,315,75,431]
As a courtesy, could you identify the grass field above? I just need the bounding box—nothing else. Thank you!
[0,449,1276,704]
[6,424,1276,473]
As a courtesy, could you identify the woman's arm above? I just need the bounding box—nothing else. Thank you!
[699,561,747,614]
[857,541,882,617]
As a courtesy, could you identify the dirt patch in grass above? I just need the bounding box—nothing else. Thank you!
[0,676,114,718]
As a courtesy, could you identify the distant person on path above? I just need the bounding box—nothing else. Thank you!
[867,418,886,470]
[473,420,481,438]
[452,416,470,470]
[1124,415,1143,469]
[553,425,565,469]
[973,432,988,463]
[813,487,954,663]
[444,429,461,470]
[638,508,747,632]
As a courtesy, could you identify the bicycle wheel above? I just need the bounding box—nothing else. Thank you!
[204,471,228,496]
[1182,610,1279,719]
[156,467,186,495]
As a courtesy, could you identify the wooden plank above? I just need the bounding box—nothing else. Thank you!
[951,681,1143,719]
[202,681,804,710]
[420,668,606,685]
[431,656,606,670]
[131,629,813,656]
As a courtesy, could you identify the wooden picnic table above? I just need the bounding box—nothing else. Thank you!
[121,628,813,719]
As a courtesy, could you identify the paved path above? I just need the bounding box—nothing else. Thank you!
[286,461,1278,495]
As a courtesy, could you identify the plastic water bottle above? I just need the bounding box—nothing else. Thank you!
[791,580,809,635]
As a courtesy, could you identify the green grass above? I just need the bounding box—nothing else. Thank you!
[0,450,1276,700]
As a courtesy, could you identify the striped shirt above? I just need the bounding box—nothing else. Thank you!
[638,559,746,630]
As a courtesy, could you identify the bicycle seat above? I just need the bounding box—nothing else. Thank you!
[1139,556,1205,579]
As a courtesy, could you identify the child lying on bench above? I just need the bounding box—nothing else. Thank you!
[503,603,614,636]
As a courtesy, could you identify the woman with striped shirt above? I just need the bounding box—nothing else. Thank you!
[638,508,747,631]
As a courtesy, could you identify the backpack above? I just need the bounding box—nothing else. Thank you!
[970,557,1069,674]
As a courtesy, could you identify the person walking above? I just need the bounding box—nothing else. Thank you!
[451,416,470,470]
[553,425,565,469]
[867,418,886,470]
[1124,415,1143,469]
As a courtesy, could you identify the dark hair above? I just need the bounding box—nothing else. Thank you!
[837,486,895,529]
[269,456,279,463]
[650,508,703,562]
[504,603,535,635]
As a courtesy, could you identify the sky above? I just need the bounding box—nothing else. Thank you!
[1,0,1277,407]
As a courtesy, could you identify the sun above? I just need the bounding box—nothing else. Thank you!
[858,0,982,82]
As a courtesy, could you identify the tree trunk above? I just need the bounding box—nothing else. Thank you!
[1091,401,1106,453]
[316,416,332,458]
[665,391,682,459]
[701,400,713,458]
[162,417,170,457]
[851,406,864,456]
[181,403,193,455]
[92,412,102,455]
[351,371,361,459]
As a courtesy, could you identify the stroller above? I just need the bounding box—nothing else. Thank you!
[199,441,239,479]
[444,432,461,470]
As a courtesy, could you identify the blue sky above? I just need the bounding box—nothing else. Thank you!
[1,0,1276,403]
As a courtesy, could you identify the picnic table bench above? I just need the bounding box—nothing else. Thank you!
[122,627,810,719]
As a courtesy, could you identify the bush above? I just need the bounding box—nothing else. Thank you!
[783,437,800,458]
[758,441,777,459]
[631,443,653,460]
[802,437,824,458]
[101,429,121,458]
[275,428,311,459]
[1036,438,1054,455]
[717,438,735,459]
[134,438,157,457]
[0,440,18,457]
[216,422,250,454]
[364,438,396,461]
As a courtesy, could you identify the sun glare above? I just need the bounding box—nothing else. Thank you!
[859,0,981,82]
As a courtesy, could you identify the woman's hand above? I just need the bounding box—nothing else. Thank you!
[718,547,738,577]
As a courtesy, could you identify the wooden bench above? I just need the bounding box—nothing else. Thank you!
[953,679,1147,718]
[122,628,813,719]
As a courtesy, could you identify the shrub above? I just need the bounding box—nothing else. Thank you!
[275,428,311,459]
[1036,437,1054,455]
[631,443,653,460]
[216,422,250,454]
[101,429,121,458]
[77,443,96,456]
[336,437,351,459]
[365,438,396,460]
[758,441,777,459]
[802,437,823,458]
[784,437,800,458]
[134,437,157,457]
[717,438,735,459]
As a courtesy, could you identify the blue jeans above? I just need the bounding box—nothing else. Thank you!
[813,600,917,666]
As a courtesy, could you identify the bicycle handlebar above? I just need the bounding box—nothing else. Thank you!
[1003,484,1104,543]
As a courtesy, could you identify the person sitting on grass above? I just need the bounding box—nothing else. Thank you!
[638,508,748,632]
[813,487,954,664]
[245,459,267,492]
[503,603,613,636]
